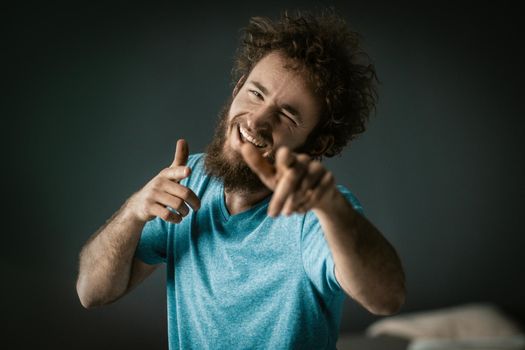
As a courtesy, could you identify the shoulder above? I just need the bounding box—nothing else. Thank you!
[301,184,364,236]
[184,153,206,179]
[336,184,364,216]
[186,153,205,169]
[180,153,212,193]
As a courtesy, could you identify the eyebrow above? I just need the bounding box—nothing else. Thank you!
[249,80,303,122]
[250,81,269,96]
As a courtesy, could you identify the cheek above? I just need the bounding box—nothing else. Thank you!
[229,96,247,115]
[230,92,259,117]
[272,133,303,150]
[277,125,315,150]
[226,101,246,127]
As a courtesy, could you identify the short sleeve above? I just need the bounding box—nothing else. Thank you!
[337,184,365,216]
[135,216,169,265]
[301,185,364,296]
[134,153,204,265]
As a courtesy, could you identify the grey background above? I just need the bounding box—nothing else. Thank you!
[3,1,524,348]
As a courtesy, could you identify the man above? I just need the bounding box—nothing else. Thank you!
[76,11,405,349]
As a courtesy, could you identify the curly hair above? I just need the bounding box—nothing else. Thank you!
[232,10,378,157]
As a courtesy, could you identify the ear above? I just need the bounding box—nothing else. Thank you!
[232,75,247,98]
[309,134,334,158]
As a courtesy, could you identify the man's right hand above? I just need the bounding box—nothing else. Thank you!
[125,139,201,224]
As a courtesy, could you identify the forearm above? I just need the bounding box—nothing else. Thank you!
[76,199,145,308]
[76,139,198,308]
[313,189,406,315]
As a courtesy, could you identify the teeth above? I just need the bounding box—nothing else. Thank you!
[239,126,266,148]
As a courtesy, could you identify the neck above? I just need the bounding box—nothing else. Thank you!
[224,187,272,215]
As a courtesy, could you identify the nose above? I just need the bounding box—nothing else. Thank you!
[246,104,276,131]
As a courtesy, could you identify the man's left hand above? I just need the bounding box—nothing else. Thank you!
[241,143,336,217]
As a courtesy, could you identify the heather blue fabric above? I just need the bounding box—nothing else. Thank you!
[135,153,364,349]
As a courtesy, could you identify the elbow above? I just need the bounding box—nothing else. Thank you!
[77,295,100,310]
[76,278,98,309]
[76,277,114,309]
[369,300,403,316]
[368,287,406,316]
[78,297,97,310]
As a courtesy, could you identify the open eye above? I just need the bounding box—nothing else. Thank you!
[248,90,263,99]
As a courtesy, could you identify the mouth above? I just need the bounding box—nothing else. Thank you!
[237,124,268,149]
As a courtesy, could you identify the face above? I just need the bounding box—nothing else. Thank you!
[205,51,322,193]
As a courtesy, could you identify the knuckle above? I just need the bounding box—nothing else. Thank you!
[310,160,323,171]
[147,188,161,201]
[159,167,170,177]
[150,178,163,190]
[297,154,310,163]
[165,167,180,180]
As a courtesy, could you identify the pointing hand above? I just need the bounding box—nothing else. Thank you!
[126,139,201,223]
[241,143,336,217]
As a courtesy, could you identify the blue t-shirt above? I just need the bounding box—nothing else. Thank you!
[135,153,364,349]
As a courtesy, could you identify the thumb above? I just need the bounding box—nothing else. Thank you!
[240,143,277,190]
[170,139,189,168]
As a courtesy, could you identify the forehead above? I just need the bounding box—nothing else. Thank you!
[248,51,311,92]
[246,52,321,122]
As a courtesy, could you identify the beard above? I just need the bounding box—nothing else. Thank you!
[204,97,320,194]
[204,98,274,193]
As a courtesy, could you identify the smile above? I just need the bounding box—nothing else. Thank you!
[238,125,267,148]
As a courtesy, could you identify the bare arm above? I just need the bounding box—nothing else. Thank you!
[76,204,154,308]
[76,139,200,308]
[313,190,406,315]
[241,144,406,315]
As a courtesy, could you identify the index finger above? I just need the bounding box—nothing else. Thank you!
[240,143,277,190]
[275,147,296,173]
[170,139,189,168]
